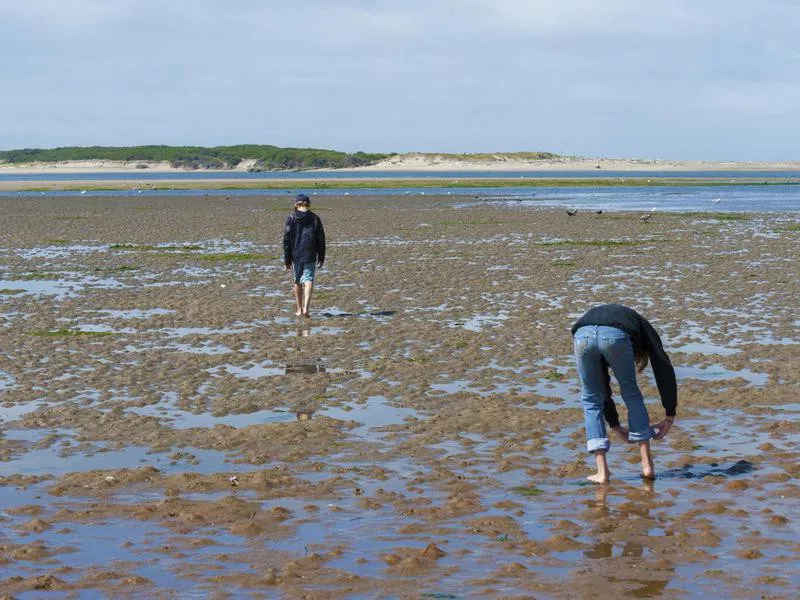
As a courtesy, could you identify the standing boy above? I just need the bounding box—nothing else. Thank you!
[283,194,326,318]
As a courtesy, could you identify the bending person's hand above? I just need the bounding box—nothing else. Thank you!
[611,425,631,443]
[653,419,674,440]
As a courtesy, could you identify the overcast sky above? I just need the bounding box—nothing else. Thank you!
[2,0,799,160]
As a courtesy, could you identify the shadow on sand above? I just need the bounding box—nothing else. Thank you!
[659,459,754,479]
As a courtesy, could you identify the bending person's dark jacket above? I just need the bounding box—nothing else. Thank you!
[571,303,677,427]
[283,210,325,266]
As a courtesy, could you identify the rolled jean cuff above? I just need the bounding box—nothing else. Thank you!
[587,437,610,453]
[628,426,655,442]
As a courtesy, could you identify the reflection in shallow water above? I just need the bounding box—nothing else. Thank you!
[284,326,346,338]
[0,275,124,299]
[124,392,295,430]
[671,341,741,355]
[296,409,314,421]
[90,307,175,319]
[0,369,16,393]
[320,396,422,441]
[0,430,261,477]
[0,399,42,422]
[285,361,326,375]
[446,311,509,332]
[317,308,397,324]
[215,359,330,378]
[675,364,768,386]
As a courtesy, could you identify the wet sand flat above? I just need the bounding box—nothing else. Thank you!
[1,175,796,193]
[1,194,799,597]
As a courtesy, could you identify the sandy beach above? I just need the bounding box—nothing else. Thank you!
[1,192,798,597]
[353,154,800,172]
[3,155,800,176]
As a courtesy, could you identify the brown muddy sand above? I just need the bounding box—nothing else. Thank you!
[0,194,798,598]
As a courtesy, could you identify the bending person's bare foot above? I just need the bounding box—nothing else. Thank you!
[588,451,610,484]
[639,441,655,480]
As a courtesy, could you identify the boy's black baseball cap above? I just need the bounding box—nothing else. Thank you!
[295,193,310,204]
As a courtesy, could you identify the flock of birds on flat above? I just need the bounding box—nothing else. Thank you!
[73,184,725,221]
[566,207,657,221]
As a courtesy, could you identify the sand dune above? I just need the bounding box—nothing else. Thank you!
[2,154,800,174]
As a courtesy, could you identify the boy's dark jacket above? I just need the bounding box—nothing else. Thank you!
[283,210,326,266]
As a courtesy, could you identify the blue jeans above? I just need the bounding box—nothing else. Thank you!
[574,325,655,453]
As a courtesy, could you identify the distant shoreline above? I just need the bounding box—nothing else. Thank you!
[2,155,800,175]
[2,177,798,193]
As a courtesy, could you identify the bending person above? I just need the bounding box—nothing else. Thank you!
[283,194,326,318]
[571,303,677,483]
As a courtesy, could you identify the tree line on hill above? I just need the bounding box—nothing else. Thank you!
[0,145,394,170]
[0,146,564,171]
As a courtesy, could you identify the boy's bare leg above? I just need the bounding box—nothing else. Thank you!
[293,283,304,316]
[588,451,610,484]
[302,282,313,317]
[640,441,655,480]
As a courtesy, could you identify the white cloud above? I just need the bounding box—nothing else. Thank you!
[1,1,800,158]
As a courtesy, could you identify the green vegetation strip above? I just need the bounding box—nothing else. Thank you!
[110,243,203,251]
[14,272,63,280]
[193,252,268,261]
[94,265,139,272]
[0,144,392,170]
[537,240,645,247]
[32,328,115,337]
[680,212,749,221]
[513,486,545,496]
[108,244,269,261]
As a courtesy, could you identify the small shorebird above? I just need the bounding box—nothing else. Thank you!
[566,209,578,216]
[595,209,603,214]
[641,212,653,222]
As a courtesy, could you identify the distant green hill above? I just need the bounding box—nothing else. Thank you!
[0,145,394,170]
[0,146,563,171]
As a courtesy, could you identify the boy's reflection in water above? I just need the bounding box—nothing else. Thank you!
[581,482,674,597]
[284,362,325,375]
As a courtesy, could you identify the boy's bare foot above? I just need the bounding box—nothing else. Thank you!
[587,473,610,484]
[295,310,303,317]
[303,311,311,318]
